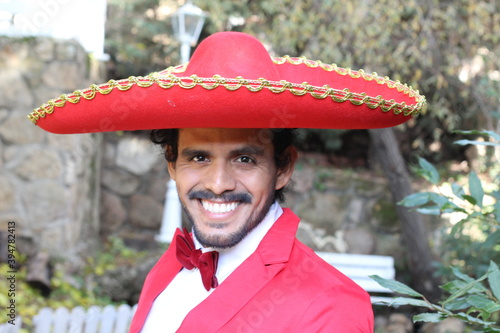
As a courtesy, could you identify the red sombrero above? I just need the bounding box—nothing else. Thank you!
[28,32,425,134]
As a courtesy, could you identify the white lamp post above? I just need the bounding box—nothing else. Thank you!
[156,1,206,244]
[171,1,207,63]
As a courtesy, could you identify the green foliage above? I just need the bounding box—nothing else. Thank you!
[105,0,181,77]
[401,131,499,279]
[0,254,112,330]
[371,261,500,331]
[0,237,147,330]
[84,236,148,277]
[373,129,500,330]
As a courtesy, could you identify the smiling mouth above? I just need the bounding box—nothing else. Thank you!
[201,200,240,214]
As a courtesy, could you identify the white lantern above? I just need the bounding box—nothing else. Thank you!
[171,1,207,63]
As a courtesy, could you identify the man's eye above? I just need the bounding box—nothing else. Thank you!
[236,156,255,164]
[192,155,208,162]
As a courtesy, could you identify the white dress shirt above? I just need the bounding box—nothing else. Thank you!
[141,202,283,332]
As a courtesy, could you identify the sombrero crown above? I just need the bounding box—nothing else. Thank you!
[28,32,425,134]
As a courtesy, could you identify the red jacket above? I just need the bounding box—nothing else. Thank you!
[130,209,374,332]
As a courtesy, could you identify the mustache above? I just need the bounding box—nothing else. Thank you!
[188,190,252,203]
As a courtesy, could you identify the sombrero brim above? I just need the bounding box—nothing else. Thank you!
[28,32,425,134]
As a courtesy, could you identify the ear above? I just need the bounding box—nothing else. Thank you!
[275,146,298,191]
[167,161,177,181]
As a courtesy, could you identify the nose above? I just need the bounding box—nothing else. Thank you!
[204,160,236,195]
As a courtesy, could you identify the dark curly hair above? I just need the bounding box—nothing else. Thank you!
[150,128,297,203]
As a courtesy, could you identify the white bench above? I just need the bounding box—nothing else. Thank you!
[316,252,395,304]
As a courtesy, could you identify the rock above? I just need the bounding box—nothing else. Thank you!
[0,142,2,170]
[39,226,64,254]
[421,318,465,333]
[26,252,52,295]
[0,112,45,144]
[344,228,376,254]
[115,136,160,175]
[0,174,14,211]
[101,168,141,196]
[291,167,315,193]
[100,191,127,234]
[146,171,170,201]
[343,198,367,227]
[19,180,68,226]
[0,108,9,124]
[34,39,55,61]
[297,221,348,252]
[295,192,346,232]
[0,69,34,108]
[383,313,413,333]
[55,41,78,61]
[102,141,117,168]
[42,61,86,91]
[15,148,61,181]
[129,194,163,230]
[47,133,82,151]
[374,233,403,258]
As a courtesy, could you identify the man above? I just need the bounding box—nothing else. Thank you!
[29,32,425,332]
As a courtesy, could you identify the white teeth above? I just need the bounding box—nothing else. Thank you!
[201,201,239,214]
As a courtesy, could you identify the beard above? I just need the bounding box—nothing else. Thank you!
[183,189,276,249]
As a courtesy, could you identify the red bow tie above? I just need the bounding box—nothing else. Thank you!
[175,228,219,291]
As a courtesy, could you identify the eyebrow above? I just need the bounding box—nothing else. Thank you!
[180,148,209,159]
[180,145,266,159]
[230,146,265,157]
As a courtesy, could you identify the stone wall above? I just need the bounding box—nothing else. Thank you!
[100,131,168,248]
[0,36,103,265]
[290,156,404,257]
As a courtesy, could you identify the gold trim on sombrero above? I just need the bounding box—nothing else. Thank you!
[28,56,426,125]
[275,56,423,95]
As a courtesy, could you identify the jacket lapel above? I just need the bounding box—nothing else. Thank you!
[129,229,183,333]
[178,209,300,332]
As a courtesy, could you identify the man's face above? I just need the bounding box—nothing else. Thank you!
[167,128,295,249]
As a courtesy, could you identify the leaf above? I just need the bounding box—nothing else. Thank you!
[413,313,443,323]
[494,201,500,223]
[451,182,465,199]
[469,171,484,208]
[428,192,452,207]
[454,129,500,143]
[444,297,471,311]
[370,275,423,297]
[462,194,477,206]
[398,192,432,207]
[454,311,498,327]
[467,294,500,313]
[417,157,440,184]
[487,262,500,302]
[483,231,500,252]
[416,206,442,215]
[451,266,475,282]
[444,280,487,306]
[454,139,500,147]
[388,297,431,308]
